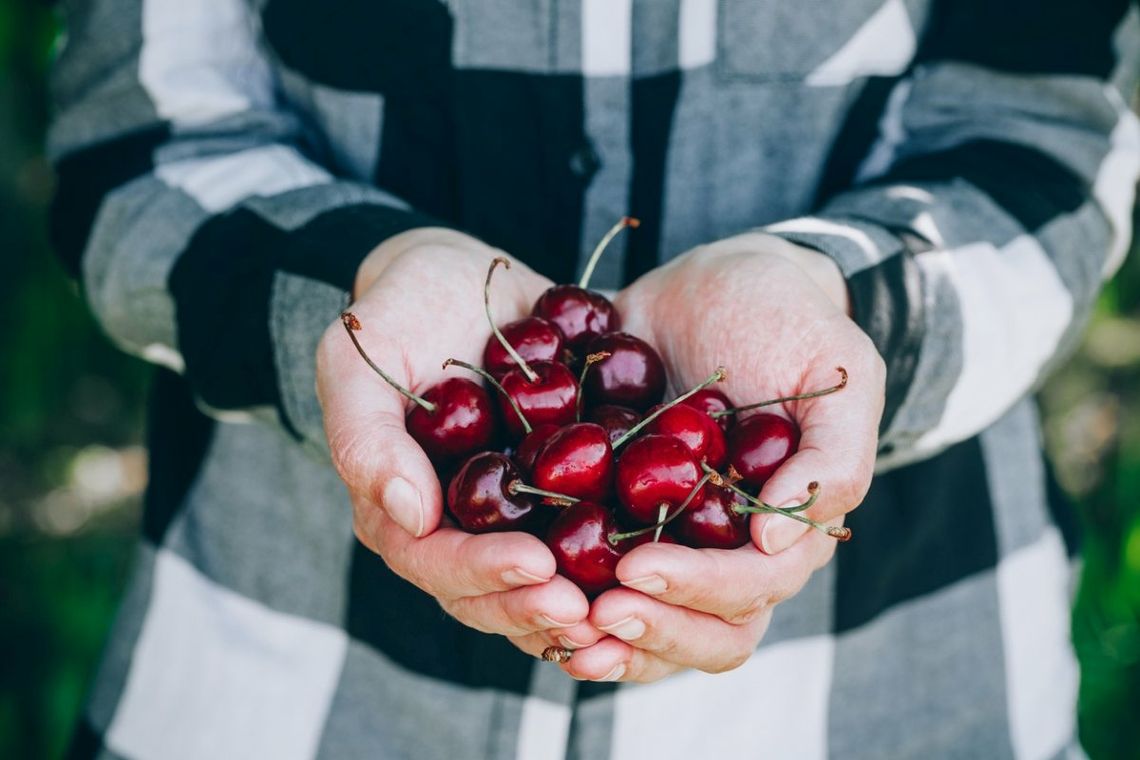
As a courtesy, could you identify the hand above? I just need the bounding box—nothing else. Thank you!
[316,228,601,651]
[555,233,886,682]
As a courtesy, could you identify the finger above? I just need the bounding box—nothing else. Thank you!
[557,637,682,684]
[613,539,830,623]
[363,505,557,598]
[589,587,770,674]
[318,312,441,538]
[441,575,593,636]
[754,342,884,554]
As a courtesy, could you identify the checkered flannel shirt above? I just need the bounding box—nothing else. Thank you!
[49,0,1140,757]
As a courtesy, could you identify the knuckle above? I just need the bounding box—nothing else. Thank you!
[704,647,753,674]
[724,596,768,627]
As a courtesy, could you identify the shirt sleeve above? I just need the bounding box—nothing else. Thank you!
[766,2,1140,469]
[48,0,448,453]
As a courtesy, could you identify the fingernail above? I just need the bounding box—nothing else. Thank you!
[502,568,550,586]
[559,636,589,650]
[598,617,645,642]
[598,664,626,682]
[383,477,424,537]
[540,614,581,629]
[621,575,667,595]
[760,516,810,554]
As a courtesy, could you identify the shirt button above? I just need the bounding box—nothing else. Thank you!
[569,141,602,180]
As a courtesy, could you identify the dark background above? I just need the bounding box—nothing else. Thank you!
[1,0,1138,757]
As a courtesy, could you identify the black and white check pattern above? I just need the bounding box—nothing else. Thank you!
[49,0,1140,757]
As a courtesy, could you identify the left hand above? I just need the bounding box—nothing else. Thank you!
[531,233,886,682]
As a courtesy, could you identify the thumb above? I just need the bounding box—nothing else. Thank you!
[317,317,443,540]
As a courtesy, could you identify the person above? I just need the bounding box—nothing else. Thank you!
[49,0,1139,757]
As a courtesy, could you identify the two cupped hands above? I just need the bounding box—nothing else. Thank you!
[316,227,885,684]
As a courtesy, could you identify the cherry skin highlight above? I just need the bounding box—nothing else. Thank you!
[681,388,736,432]
[644,402,728,470]
[405,378,497,465]
[532,285,620,353]
[483,316,566,380]
[447,452,537,533]
[671,484,751,549]
[498,361,579,440]
[582,332,666,411]
[532,422,614,502]
[615,434,704,525]
[727,413,801,488]
[546,501,626,597]
[586,404,642,445]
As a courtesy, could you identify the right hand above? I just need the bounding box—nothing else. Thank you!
[317,228,603,651]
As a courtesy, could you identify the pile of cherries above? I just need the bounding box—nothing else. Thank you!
[342,218,850,598]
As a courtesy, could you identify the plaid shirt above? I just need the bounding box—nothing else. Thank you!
[50,0,1140,758]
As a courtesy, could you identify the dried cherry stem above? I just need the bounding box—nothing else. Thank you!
[508,480,580,507]
[612,367,728,449]
[541,646,573,663]
[702,463,851,541]
[443,358,532,435]
[485,257,539,383]
[341,312,437,413]
[579,216,640,290]
[576,351,612,421]
[711,367,848,419]
[607,471,714,545]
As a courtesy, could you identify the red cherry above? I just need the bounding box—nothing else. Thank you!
[513,423,560,477]
[498,361,578,440]
[671,484,751,549]
[585,404,641,445]
[728,413,800,488]
[546,501,626,597]
[532,422,614,502]
[447,452,537,533]
[405,377,497,464]
[483,316,566,379]
[620,530,679,549]
[644,403,727,470]
[615,434,703,525]
[532,285,620,353]
[680,388,736,432]
[583,332,666,411]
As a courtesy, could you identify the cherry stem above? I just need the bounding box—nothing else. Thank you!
[507,480,580,507]
[702,464,851,542]
[576,351,612,421]
[607,471,714,545]
[711,367,848,419]
[341,312,437,414]
[443,358,532,435]
[579,216,640,290]
[612,366,727,450]
[485,257,539,383]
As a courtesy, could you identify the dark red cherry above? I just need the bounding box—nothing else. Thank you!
[513,423,560,477]
[615,434,703,525]
[680,388,736,432]
[671,484,751,549]
[406,378,497,464]
[532,423,614,502]
[483,317,566,379]
[582,332,666,411]
[447,452,537,533]
[532,285,621,353]
[644,403,728,470]
[728,413,800,488]
[620,530,679,549]
[546,501,626,597]
[586,405,641,445]
[498,361,578,440]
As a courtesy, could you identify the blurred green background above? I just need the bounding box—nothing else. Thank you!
[1,0,1139,758]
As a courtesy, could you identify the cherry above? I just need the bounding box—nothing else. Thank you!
[447,452,537,533]
[712,470,851,542]
[621,529,678,549]
[513,423,560,477]
[483,316,565,380]
[645,402,728,470]
[670,484,750,549]
[681,388,736,432]
[586,405,641,445]
[341,313,496,464]
[615,434,704,525]
[546,501,627,597]
[582,332,666,411]
[727,413,800,488]
[532,422,614,502]
[532,285,620,354]
[499,360,578,439]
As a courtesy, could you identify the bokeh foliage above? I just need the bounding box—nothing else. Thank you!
[0,0,1137,757]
